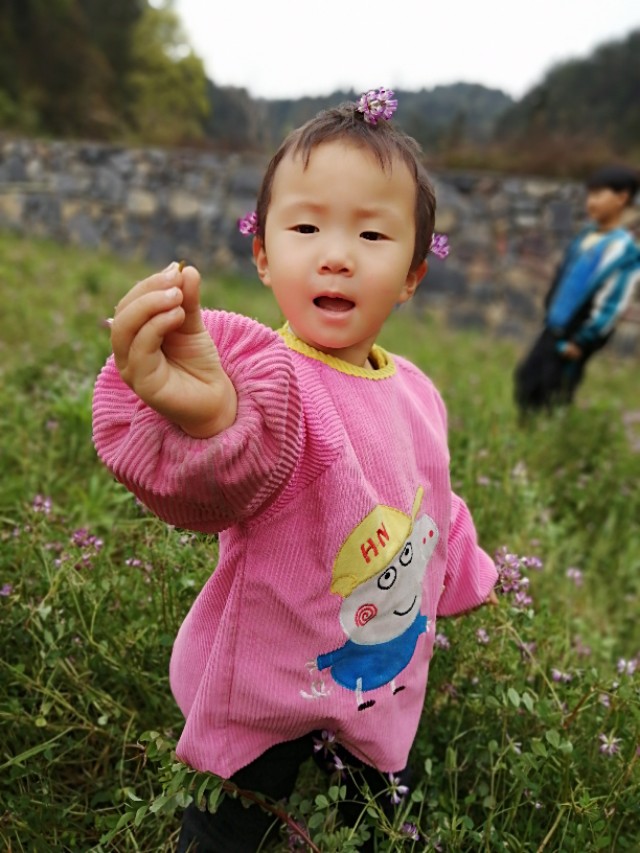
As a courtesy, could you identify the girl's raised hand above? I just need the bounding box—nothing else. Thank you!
[111,262,237,438]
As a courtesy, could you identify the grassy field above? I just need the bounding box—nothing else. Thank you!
[0,232,638,852]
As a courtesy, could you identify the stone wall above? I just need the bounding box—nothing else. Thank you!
[1,136,638,353]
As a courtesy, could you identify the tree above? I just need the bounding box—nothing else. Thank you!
[0,0,147,138]
[125,0,210,145]
[495,29,640,169]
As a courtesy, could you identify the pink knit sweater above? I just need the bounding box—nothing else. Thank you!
[93,310,497,777]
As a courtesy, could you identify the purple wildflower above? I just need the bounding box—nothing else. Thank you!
[599,732,622,756]
[55,527,106,570]
[429,233,450,259]
[356,87,398,125]
[312,729,337,758]
[518,641,537,659]
[494,547,536,603]
[566,567,584,587]
[476,628,490,645]
[237,210,258,236]
[332,754,346,774]
[387,773,409,805]
[598,693,611,708]
[401,822,421,841]
[513,590,533,608]
[32,494,52,514]
[551,668,572,684]
[0,583,13,597]
[71,528,103,550]
[617,658,637,676]
[573,636,592,657]
[434,632,450,649]
[287,821,310,850]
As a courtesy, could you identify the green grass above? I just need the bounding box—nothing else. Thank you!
[0,232,638,851]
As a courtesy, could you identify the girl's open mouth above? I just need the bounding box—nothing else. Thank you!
[313,296,355,312]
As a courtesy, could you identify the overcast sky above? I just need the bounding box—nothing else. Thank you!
[173,0,639,101]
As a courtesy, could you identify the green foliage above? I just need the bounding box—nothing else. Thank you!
[0,0,144,138]
[203,81,263,152]
[0,232,638,850]
[0,0,209,143]
[125,1,209,145]
[1,2,637,177]
[494,29,640,174]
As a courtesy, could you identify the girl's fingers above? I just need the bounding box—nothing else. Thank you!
[114,262,184,316]
[123,306,186,386]
[114,306,188,398]
[112,286,184,371]
[177,266,205,335]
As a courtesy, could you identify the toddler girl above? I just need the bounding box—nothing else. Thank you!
[93,88,498,852]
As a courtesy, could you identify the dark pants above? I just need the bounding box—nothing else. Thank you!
[514,329,589,412]
[177,732,411,853]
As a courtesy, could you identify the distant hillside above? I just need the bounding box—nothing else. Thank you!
[251,84,513,156]
[493,29,640,172]
[0,2,637,178]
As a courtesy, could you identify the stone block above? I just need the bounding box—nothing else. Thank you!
[419,260,467,297]
[68,213,102,249]
[0,193,24,225]
[168,191,201,219]
[126,189,156,217]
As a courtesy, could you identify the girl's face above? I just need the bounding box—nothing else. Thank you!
[253,140,427,367]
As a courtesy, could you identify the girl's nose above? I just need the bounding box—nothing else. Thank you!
[319,246,354,275]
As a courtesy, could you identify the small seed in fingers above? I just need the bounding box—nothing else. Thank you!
[178,259,186,272]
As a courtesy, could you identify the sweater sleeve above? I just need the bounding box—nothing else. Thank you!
[573,263,640,346]
[92,311,303,533]
[437,492,498,617]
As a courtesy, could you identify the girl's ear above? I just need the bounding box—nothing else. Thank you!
[253,237,271,287]
[399,259,428,303]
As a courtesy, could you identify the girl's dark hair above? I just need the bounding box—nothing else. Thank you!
[256,103,436,272]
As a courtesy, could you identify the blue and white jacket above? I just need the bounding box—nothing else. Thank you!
[545,226,640,355]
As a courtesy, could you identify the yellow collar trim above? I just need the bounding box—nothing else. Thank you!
[278,326,396,379]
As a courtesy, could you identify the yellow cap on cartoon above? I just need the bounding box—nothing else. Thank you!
[330,487,424,598]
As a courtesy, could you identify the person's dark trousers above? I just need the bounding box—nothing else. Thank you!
[514,328,588,413]
[177,732,411,853]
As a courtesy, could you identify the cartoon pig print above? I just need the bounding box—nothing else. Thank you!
[314,487,439,710]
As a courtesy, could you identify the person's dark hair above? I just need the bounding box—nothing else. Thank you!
[255,103,436,272]
[586,164,639,205]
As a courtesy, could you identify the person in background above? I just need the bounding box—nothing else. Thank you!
[92,89,498,852]
[514,164,640,413]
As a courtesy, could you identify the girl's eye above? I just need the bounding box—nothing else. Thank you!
[293,224,318,234]
[361,231,383,241]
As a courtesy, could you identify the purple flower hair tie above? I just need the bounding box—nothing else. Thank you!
[356,87,398,125]
[430,233,450,259]
[238,210,258,236]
